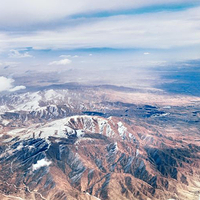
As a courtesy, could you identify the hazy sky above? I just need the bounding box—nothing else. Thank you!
[0,0,200,91]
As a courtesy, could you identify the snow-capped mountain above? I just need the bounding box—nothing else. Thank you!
[0,87,200,200]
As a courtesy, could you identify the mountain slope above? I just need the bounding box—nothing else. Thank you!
[0,88,200,200]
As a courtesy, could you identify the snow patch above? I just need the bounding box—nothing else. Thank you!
[136,149,139,157]
[13,92,42,112]
[86,192,101,200]
[114,142,118,152]
[0,105,10,114]
[7,117,86,141]
[2,119,10,126]
[163,106,171,109]
[16,143,24,151]
[117,122,127,139]
[76,130,85,138]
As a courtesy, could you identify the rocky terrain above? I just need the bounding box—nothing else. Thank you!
[0,85,200,200]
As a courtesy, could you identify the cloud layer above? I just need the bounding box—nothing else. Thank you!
[0,6,200,51]
[0,77,14,92]
[0,1,200,73]
[9,85,26,92]
[48,58,72,65]
[0,76,26,92]
[9,49,32,58]
[0,0,198,27]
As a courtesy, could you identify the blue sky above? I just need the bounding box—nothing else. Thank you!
[71,2,198,19]
[0,0,200,91]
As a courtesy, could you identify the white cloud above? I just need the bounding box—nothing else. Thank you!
[59,55,71,58]
[0,76,14,92]
[0,76,26,92]
[9,85,26,92]
[59,55,78,58]
[144,52,150,55]
[0,6,200,52]
[5,61,19,66]
[32,158,51,171]
[48,58,72,65]
[9,49,32,58]
[0,0,197,27]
